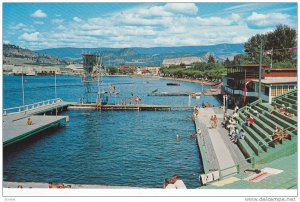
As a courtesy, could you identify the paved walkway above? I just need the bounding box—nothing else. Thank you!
[196,107,238,177]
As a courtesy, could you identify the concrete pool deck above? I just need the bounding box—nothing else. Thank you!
[194,107,249,181]
[3,181,144,189]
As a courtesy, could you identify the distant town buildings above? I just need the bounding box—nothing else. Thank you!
[119,65,137,72]
[162,57,201,67]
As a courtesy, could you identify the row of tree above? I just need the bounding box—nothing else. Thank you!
[160,61,226,82]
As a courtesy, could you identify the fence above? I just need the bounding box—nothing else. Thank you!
[3,98,63,115]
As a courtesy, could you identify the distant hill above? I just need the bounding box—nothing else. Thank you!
[36,43,244,66]
[3,44,69,66]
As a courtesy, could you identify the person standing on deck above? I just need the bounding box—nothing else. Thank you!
[213,115,218,128]
[209,115,214,129]
[135,96,139,104]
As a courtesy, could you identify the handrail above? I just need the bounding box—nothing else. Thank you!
[3,98,63,115]
[219,156,255,180]
[236,99,262,117]
[257,125,295,154]
[272,89,297,102]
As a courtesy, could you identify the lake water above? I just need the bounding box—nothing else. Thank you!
[3,75,220,188]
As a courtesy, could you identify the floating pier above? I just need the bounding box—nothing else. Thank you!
[147,92,201,96]
[3,98,72,147]
[68,103,193,111]
[3,115,69,147]
[202,89,221,96]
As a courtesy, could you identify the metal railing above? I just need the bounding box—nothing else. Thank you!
[3,98,63,116]
[219,156,255,180]
[257,125,296,154]
[271,89,297,102]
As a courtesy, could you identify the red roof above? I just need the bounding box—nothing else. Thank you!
[120,66,136,71]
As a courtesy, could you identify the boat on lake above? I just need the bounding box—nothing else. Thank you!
[166,82,180,86]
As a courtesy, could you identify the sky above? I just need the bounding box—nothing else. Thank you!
[3,2,298,50]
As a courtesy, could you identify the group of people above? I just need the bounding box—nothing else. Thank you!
[271,104,295,117]
[222,105,246,144]
[163,175,187,189]
[129,95,142,105]
[273,126,290,143]
[48,182,72,189]
[209,115,218,129]
[176,131,195,142]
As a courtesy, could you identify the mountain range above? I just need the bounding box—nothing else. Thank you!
[36,43,245,66]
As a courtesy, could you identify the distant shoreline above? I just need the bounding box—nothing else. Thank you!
[161,77,219,86]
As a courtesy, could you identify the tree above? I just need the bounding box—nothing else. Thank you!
[244,24,297,65]
[223,57,231,67]
[244,34,267,63]
[208,54,215,63]
[108,67,119,75]
[265,25,297,63]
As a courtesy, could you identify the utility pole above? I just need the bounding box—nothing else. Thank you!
[21,66,25,106]
[258,40,263,100]
[55,70,57,119]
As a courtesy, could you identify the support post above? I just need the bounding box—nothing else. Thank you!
[258,40,263,99]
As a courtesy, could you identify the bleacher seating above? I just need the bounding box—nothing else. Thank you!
[234,89,297,163]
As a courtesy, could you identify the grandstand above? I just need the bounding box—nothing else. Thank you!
[236,89,297,164]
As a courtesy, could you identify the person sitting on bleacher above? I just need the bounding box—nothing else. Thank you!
[273,126,283,143]
[246,115,254,127]
[279,104,285,114]
[238,129,245,140]
[232,112,239,118]
[284,111,295,117]
[270,105,277,114]
[253,109,259,116]
[230,128,239,143]
[226,118,237,131]
[283,130,290,140]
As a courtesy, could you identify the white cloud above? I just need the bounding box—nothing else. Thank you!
[164,3,198,15]
[34,21,44,25]
[247,12,290,28]
[12,23,27,30]
[18,32,40,41]
[10,23,35,33]
[31,9,47,18]
[52,19,64,24]
[73,17,82,22]
[15,3,296,50]
[57,25,67,30]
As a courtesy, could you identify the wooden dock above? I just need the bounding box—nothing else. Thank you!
[3,99,71,147]
[3,115,69,147]
[202,89,221,96]
[3,98,73,122]
[68,103,193,111]
[148,92,201,96]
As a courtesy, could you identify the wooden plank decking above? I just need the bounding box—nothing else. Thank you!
[3,115,68,147]
[68,103,193,111]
